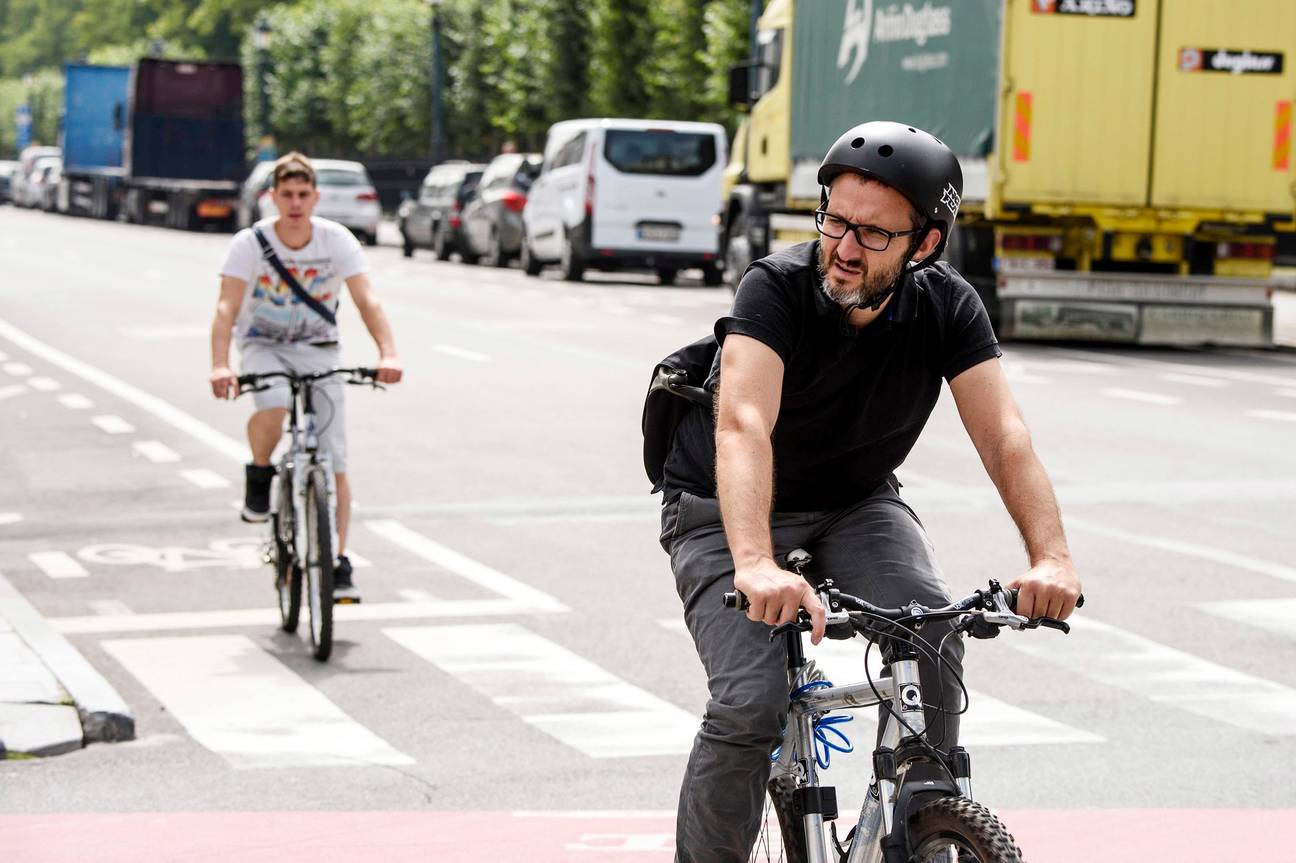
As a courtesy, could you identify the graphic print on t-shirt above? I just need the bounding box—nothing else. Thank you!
[245,258,338,343]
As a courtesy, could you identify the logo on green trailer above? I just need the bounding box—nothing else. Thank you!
[838,1,955,84]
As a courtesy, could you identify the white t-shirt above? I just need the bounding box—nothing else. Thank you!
[221,217,368,345]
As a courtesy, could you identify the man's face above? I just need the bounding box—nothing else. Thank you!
[271,177,319,223]
[816,174,938,308]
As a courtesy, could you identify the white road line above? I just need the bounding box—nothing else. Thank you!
[28,552,90,579]
[1196,598,1296,641]
[180,469,231,489]
[647,314,686,326]
[1157,372,1229,388]
[3,361,33,376]
[1007,617,1296,735]
[398,589,440,603]
[54,598,548,634]
[1025,359,1114,376]
[88,600,133,617]
[1054,348,1296,388]
[117,324,209,340]
[0,384,25,401]
[364,519,567,612]
[0,350,7,361]
[133,441,182,463]
[0,318,246,462]
[1247,409,1296,423]
[1101,388,1183,406]
[1066,516,1296,582]
[0,513,22,526]
[102,635,413,768]
[1277,389,1296,399]
[386,624,699,758]
[57,393,94,410]
[603,304,634,316]
[26,376,61,391]
[345,551,372,568]
[91,415,136,434]
[656,620,1101,746]
[433,344,491,363]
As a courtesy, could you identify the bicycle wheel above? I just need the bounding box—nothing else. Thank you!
[272,472,300,633]
[907,797,1023,863]
[764,774,808,863]
[303,468,335,662]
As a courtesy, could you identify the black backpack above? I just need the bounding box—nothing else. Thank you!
[641,335,718,492]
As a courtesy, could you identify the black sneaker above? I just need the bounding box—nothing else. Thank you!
[241,463,275,523]
[333,554,361,603]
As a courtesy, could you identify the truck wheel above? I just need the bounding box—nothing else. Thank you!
[364,231,378,247]
[657,268,678,286]
[560,231,584,281]
[723,208,752,292]
[702,263,723,287]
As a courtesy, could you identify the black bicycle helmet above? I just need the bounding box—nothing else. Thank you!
[817,121,963,271]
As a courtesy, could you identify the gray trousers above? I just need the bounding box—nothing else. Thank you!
[660,479,964,863]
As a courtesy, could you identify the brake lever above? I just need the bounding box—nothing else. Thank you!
[1024,616,1071,635]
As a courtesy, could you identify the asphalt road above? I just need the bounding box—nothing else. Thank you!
[1,205,1294,861]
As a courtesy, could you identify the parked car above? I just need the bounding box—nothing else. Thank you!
[459,153,542,267]
[40,160,65,212]
[12,146,60,208]
[248,159,382,245]
[398,161,486,260]
[236,161,275,229]
[522,118,727,285]
[23,156,61,210]
[0,160,18,203]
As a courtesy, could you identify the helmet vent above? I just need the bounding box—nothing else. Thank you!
[878,145,893,157]
[907,127,916,133]
[850,137,865,149]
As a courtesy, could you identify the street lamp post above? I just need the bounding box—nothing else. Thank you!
[254,15,272,141]
[427,0,446,164]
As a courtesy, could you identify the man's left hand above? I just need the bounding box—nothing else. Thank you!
[1007,558,1082,621]
[376,355,403,385]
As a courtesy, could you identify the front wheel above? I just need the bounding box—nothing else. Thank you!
[908,797,1023,863]
[520,235,542,276]
[303,468,335,662]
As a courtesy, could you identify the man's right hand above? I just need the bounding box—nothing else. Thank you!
[734,558,827,645]
[210,366,239,400]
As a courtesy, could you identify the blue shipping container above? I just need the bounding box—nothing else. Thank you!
[63,64,130,173]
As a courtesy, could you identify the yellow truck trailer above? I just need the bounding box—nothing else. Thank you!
[724,0,1295,347]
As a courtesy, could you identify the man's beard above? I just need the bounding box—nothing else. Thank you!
[816,243,905,309]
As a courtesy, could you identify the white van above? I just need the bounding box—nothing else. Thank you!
[521,118,727,285]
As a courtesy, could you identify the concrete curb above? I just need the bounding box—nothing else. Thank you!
[0,572,134,747]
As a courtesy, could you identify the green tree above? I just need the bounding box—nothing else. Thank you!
[546,0,589,122]
[702,0,753,130]
[647,0,710,120]
[588,0,653,118]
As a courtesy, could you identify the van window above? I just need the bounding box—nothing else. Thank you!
[603,130,717,177]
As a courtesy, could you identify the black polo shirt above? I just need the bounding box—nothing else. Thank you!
[662,240,1000,512]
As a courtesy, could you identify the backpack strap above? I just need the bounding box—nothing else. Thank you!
[252,226,337,327]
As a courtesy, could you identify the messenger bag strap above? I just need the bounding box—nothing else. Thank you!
[252,226,337,327]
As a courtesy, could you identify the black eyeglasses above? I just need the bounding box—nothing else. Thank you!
[814,209,921,252]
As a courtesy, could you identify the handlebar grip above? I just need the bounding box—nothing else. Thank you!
[1006,588,1085,611]
[722,590,750,610]
[237,374,257,387]
[358,367,378,379]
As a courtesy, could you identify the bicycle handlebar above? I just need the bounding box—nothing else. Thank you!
[235,367,379,393]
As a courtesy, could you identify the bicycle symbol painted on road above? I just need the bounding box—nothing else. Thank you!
[78,538,266,573]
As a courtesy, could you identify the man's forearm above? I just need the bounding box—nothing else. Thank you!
[211,315,234,368]
[986,435,1070,565]
[715,428,776,568]
[356,301,397,356]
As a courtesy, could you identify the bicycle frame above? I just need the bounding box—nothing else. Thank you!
[272,376,339,572]
[769,626,967,863]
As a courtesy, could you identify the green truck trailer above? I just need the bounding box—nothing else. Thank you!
[724,0,1295,347]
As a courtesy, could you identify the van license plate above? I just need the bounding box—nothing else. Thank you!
[638,225,680,242]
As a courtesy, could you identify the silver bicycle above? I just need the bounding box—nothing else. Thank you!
[726,549,1082,863]
[237,366,381,662]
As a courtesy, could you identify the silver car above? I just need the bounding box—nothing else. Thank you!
[247,159,382,245]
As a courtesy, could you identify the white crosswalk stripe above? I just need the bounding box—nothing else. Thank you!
[1006,616,1296,735]
[386,623,700,758]
[103,634,413,769]
[1195,598,1296,641]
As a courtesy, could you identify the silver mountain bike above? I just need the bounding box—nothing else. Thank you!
[725,549,1082,863]
[237,366,381,661]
